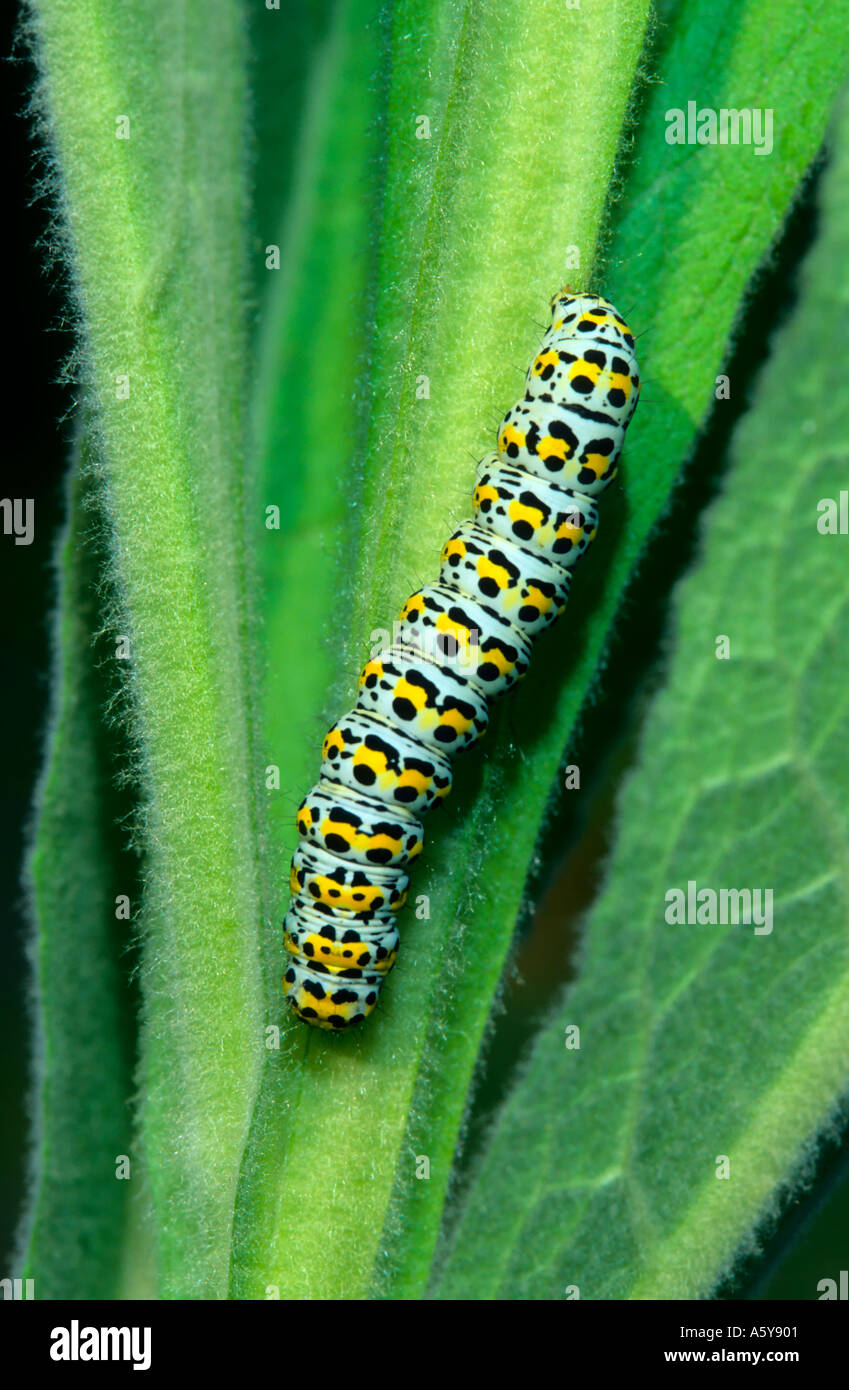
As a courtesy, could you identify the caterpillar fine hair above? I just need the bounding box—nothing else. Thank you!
[283,290,640,1029]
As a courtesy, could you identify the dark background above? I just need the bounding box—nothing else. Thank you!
[2,0,848,1299]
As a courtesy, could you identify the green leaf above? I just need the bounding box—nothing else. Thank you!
[236,0,849,1302]
[25,0,265,1296]
[433,82,849,1301]
[372,0,849,1298]
[18,447,142,1300]
[233,0,654,1301]
[246,0,336,322]
[252,0,390,853]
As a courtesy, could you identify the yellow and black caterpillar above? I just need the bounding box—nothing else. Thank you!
[283,291,640,1029]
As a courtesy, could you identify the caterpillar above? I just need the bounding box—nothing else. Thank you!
[282,290,640,1030]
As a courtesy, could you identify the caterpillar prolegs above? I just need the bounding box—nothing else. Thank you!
[283,291,640,1029]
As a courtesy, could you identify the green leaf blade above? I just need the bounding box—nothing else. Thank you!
[434,83,849,1301]
[236,0,652,1302]
[374,0,849,1299]
[19,454,142,1300]
[26,0,265,1296]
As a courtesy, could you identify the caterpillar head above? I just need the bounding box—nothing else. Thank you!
[548,291,636,355]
